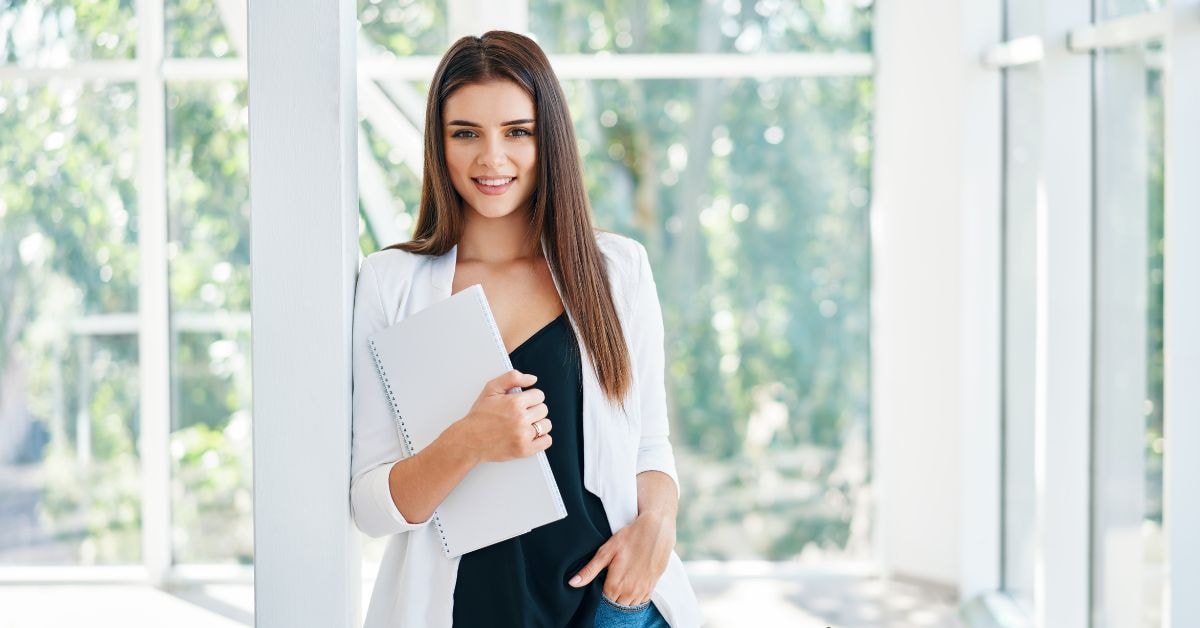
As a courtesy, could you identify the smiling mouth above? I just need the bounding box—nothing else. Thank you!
[472,176,516,196]
[473,177,514,186]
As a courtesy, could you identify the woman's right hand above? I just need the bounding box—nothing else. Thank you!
[453,369,553,464]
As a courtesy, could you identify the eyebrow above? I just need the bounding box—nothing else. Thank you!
[446,118,536,127]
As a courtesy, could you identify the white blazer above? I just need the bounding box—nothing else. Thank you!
[350,229,705,627]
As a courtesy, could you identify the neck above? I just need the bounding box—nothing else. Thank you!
[457,206,541,263]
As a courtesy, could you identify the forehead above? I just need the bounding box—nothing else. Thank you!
[443,80,535,122]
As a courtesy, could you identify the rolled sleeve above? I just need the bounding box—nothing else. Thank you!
[350,255,433,537]
[629,241,682,500]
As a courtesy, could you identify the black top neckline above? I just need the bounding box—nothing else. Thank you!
[508,311,567,357]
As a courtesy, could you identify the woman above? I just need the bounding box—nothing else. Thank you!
[350,31,702,627]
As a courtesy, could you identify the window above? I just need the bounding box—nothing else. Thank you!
[0,77,143,566]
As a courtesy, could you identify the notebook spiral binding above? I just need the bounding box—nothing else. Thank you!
[471,287,568,520]
[367,336,453,556]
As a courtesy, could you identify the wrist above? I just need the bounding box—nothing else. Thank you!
[444,419,482,468]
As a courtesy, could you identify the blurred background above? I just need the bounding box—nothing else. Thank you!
[0,0,1193,626]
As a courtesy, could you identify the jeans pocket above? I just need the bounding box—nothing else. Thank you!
[600,592,652,612]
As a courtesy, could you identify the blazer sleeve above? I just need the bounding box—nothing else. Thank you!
[629,241,682,500]
[350,255,434,537]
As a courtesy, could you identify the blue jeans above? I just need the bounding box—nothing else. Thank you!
[593,593,670,628]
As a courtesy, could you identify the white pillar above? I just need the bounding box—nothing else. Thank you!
[1163,3,1200,626]
[872,0,1002,590]
[1034,0,1093,625]
[136,0,172,587]
[247,0,361,625]
[1091,48,1148,628]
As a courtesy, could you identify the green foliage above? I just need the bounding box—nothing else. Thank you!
[0,0,137,63]
[1144,67,1164,525]
[529,0,872,54]
[1,76,142,564]
[165,0,236,58]
[170,420,253,564]
[358,0,447,54]
[35,335,143,565]
[166,81,251,313]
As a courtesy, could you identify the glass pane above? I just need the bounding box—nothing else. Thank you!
[1001,64,1039,612]
[165,80,253,564]
[359,78,426,251]
[1091,43,1164,628]
[1005,0,1041,39]
[530,0,872,54]
[359,0,448,57]
[0,1,137,64]
[166,0,243,58]
[360,75,874,560]
[0,80,143,565]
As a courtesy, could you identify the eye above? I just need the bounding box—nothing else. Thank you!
[508,127,533,137]
[450,129,478,139]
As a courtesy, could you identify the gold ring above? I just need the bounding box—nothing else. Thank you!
[533,420,543,438]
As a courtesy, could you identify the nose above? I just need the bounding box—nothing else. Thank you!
[476,135,508,170]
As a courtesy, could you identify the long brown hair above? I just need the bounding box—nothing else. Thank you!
[384,31,632,406]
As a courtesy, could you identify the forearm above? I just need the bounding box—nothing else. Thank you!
[388,422,478,525]
[635,470,678,521]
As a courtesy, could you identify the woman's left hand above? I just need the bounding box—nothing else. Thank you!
[568,511,675,606]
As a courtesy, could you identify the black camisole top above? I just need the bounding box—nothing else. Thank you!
[452,311,614,627]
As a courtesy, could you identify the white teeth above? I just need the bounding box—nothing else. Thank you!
[477,177,512,186]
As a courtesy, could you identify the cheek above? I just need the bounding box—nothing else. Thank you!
[443,145,469,179]
[518,146,538,179]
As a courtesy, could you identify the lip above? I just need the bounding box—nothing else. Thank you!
[472,176,515,196]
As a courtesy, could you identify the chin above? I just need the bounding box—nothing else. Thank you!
[469,203,521,220]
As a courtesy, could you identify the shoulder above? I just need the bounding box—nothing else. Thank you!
[594,229,649,280]
[357,247,432,309]
[361,247,428,283]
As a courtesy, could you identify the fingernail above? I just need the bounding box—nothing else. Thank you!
[569,575,582,586]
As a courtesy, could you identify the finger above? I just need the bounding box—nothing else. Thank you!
[569,546,612,587]
[530,418,552,440]
[517,387,546,407]
[492,369,536,394]
[528,403,549,421]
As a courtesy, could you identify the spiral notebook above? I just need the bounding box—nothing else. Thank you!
[366,284,567,558]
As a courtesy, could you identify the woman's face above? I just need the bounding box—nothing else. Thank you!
[442,80,538,221]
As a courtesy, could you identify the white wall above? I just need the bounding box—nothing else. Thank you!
[872,0,1001,588]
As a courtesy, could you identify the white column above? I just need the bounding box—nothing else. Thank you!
[1091,48,1148,628]
[136,0,172,587]
[1163,3,1200,626]
[872,0,1001,588]
[247,0,361,626]
[1034,0,1093,625]
[958,0,1004,599]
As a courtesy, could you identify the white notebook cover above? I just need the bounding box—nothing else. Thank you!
[366,284,567,558]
